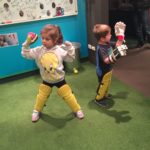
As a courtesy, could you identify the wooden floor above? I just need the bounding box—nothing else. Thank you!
[113,44,150,97]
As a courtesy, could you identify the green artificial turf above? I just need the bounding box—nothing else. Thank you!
[0,61,150,150]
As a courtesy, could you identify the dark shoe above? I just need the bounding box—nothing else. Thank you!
[105,93,113,99]
[143,43,150,48]
[95,98,107,107]
[146,35,150,43]
[135,42,144,48]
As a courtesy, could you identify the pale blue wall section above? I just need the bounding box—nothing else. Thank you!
[0,0,87,78]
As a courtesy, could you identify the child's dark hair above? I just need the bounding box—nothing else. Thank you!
[93,24,111,41]
[40,24,63,44]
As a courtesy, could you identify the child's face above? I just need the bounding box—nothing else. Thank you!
[104,31,112,43]
[41,33,56,49]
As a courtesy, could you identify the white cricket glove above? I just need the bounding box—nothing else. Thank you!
[116,44,128,56]
[109,44,128,63]
[114,21,126,41]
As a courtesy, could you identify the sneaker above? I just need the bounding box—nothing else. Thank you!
[75,110,84,119]
[95,99,107,107]
[105,93,113,99]
[135,42,144,48]
[32,110,40,122]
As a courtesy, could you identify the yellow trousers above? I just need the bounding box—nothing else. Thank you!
[57,84,81,112]
[34,83,81,113]
[34,83,52,112]
[96,71,112,100]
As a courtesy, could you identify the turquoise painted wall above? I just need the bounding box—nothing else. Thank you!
[0,0,87,78]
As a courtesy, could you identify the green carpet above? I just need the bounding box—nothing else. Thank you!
[0,61,150,150]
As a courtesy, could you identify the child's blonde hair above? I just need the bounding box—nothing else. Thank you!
[93,24,111,41]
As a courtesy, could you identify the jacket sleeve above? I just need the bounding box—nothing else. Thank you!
[61,42,75,62]
[21,42,40,60]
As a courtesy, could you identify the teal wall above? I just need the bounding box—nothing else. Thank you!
[0,0,87,78]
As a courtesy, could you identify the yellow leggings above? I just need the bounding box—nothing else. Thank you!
[96,71,112,100]
[57,84,81,112]
[34,83,52,112]
[34,83,80,113]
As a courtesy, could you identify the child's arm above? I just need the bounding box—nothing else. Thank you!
[107,21,128,63]
[61,41,75,62]
[109,44,128,63]
[103,44,128,64]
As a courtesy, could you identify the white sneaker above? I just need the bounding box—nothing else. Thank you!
[32,110,40,122]
[75,110,84,119]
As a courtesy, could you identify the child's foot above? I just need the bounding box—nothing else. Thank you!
[32,110,40,122]
[95,98,107,107]
[75,110,84,119]
[105,93,113,99]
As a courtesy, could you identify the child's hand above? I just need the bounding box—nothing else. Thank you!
[61,41,72,50]
[25,32,38,45]
[64,41,72,47]
[114,21,126,41]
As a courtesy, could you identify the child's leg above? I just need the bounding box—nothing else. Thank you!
[32,83,52,122]
[96,71,112,100]
[57,84,84,119]
[34,83,52,112]
[105,72,112,98]
[57,84,80,112]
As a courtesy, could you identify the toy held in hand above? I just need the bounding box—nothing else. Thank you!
[26,32,38,45]
[114,21,126,41]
